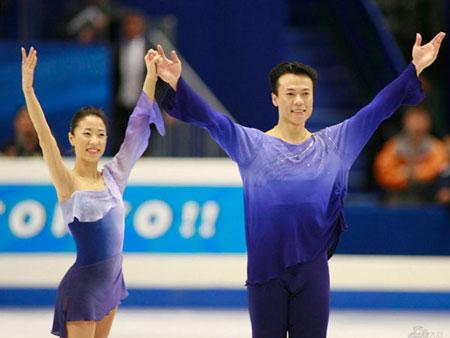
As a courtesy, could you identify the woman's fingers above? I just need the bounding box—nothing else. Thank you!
[21,47,27,64]
[30,52,37,68]
[22,47,37,68]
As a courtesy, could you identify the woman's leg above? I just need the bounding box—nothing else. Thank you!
[66,321,96,338]
[247,279,289,338]
[94,307,117,338]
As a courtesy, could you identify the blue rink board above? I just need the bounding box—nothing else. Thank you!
[0,185,246,253]
[0,185,449,255]
[1,288,450,310]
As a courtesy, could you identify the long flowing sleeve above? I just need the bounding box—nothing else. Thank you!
[161,78,262,167]
[326,63,425,169]
[105,92,165,193]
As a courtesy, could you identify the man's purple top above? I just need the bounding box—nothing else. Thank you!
[162,64,424,284]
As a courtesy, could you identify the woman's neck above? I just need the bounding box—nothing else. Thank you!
[73,159,100,179]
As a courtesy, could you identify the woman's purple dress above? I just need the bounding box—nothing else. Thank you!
[51,92,164,337]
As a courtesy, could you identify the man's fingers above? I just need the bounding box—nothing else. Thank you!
[157,44,167,60]
[432,32,446,46]
[171,50,180,63]
[415,33,422,47]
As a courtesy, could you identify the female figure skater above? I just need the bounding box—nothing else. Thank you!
[21,47,164,338]
[152,31,445,338]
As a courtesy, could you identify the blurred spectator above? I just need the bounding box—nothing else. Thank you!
[147,113,225,157]
[112,10,168,154]
[435,135,450,204]
[74,22,99,44]
[112,10,147,153]
[1,106,41,156]
[374,106,447,204]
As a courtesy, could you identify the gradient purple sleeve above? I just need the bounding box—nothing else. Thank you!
[327,63,425,168]
[161,78,262,166]
[106,92,165,193]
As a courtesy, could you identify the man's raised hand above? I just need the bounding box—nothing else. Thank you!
[412,32,446,76]
[153,44,182,90]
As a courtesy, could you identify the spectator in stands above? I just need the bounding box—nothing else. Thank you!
[374,106,447,203]
[1,106,41,156]
[435,135,450,204]
[112,10,153,153]
[74,22,99,44]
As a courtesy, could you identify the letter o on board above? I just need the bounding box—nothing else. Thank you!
[9,200,46,238]
[134,200,172,239]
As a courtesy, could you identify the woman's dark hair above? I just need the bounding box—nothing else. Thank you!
[269,62,318,95]
[69,107,108,134]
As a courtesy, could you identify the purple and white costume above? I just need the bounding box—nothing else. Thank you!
[51,92,164,338]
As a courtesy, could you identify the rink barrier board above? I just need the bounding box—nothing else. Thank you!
[1,288,450,310]
[1,159,449,309]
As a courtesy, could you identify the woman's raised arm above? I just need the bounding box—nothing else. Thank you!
[21,47,74,200]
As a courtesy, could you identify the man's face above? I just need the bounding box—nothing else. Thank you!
[271,73,314,127]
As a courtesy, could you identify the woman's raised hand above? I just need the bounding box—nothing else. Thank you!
[21,47,37,92]
[144,49,160,81]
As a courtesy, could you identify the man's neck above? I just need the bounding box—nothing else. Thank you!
[266,123,311,144]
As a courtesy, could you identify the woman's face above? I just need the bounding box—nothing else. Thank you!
[69,115,107,163]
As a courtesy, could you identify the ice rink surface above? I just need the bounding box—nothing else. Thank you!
[1,308,449,338]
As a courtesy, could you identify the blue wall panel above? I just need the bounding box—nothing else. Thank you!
[123,0,286,130]
[0,42,111,153]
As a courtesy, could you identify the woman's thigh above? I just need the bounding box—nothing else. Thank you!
[94,307,118,338]
[66,320,96,338]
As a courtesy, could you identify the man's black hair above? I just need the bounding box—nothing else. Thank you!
[269,62,317,95]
